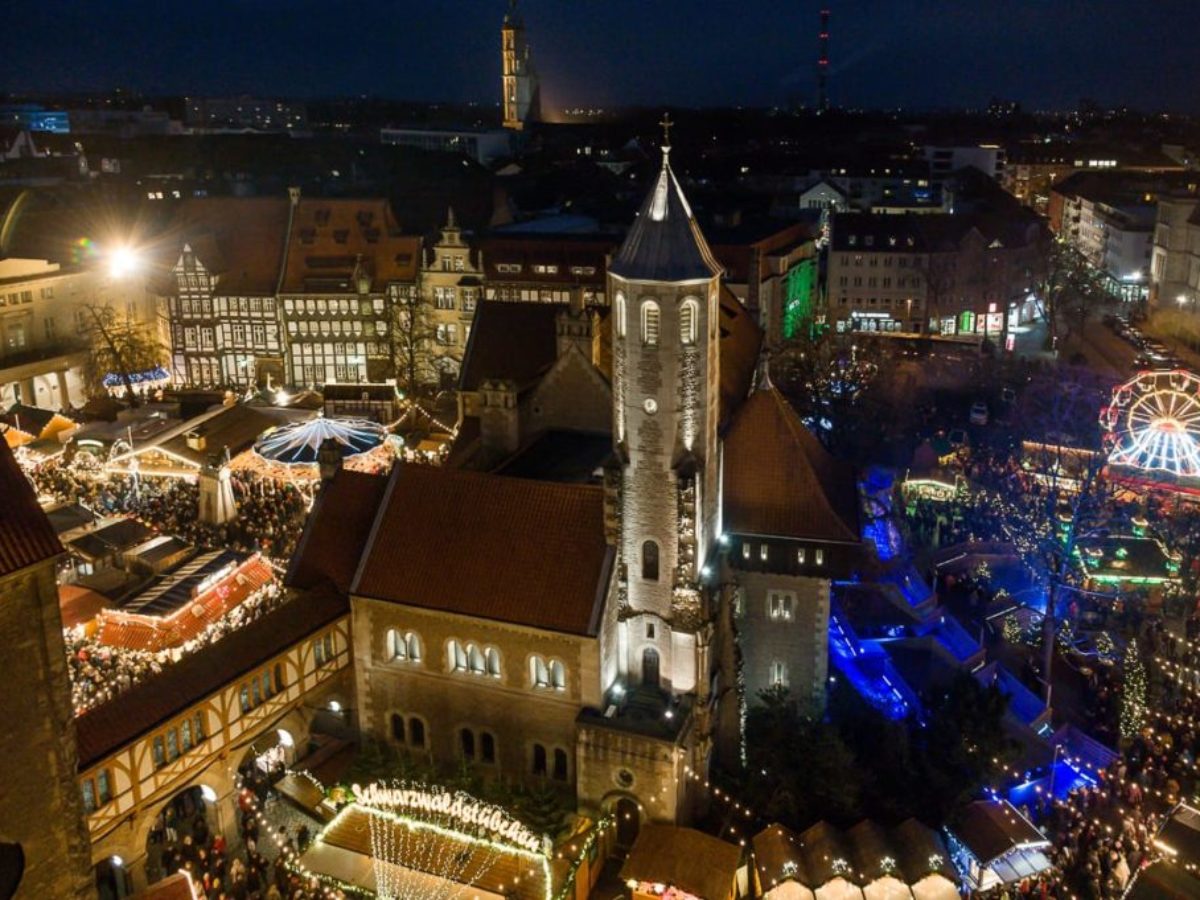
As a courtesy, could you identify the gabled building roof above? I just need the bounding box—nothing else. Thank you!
[0,439,62,579]
[458,300,563,393]
[722,387,859,543]
[286,469,389,594]
[167,197,291,296]
[351,464,612,637]
[610,148,723,283]
[281,198,420,293]
[75,588,348,769]
[950,799,1049,867]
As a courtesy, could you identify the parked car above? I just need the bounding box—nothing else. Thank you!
[969,401,989,425]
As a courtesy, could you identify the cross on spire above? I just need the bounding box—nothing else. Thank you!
[659,113,673,150]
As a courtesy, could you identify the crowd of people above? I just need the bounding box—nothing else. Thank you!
[66,580,286,713]
[144,764,340,900]
[32,456,310,563]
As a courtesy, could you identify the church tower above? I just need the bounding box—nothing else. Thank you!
[501,0,540,130]
[608,118,723,699]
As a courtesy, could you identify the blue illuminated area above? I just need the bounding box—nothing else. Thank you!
[1005,760,1095,807]
[828,604,918,721]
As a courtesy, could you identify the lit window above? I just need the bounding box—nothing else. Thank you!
[449,640,468,672]
[616,293,626,338]
[485,647,502,678]
[770,660,789,688]
[742,543,751,560]
[530,655,550,688]
[680,298,699,345]
[549,659,566,691]
[641,300,660,346]
[816,549,825,566]
[760,544,769,562]
[797,548,806,564]
[769,592,796,622]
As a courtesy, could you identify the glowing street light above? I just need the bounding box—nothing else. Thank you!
[107,245,141,279]
[1178,294,1189,308]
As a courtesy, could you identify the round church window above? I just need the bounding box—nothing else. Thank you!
[615,768,636,789]
[643,398,658,415]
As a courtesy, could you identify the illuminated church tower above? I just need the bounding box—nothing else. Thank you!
[608,116,723,699]
[501,0,540,130]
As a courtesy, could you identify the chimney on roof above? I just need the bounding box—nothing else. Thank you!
[555,295,592,360]
[478,379,520,458]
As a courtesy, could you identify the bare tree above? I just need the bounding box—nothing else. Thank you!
[386,290,458,398]
[80,303,164,408]
[1032,241,1107,350]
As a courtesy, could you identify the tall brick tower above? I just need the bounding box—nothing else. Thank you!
[0,441,95,898]
[607,116,723,698]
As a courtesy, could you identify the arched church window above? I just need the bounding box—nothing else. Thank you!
[616,293,627,338]
[485,646,502,678]
[468,644,486,674]
[680,298,699,345]
[641,300,660,346]
[549,659,566,691]
[642,541,660,581]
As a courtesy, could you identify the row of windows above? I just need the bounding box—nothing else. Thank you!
[839,275,922,289]
[81,768,113,814]
[384,630,567,691]
[433,287,478,311]
[0,290,34,307]
[614,295,699,347]
[285,318,385,338]
[178,296,276,317]
[387,713,568,779]
[239,663,286,714]
[448,640,501,678]
[152,712,207,770]
[836,297,923,309]
[742,542,824,567]
[493,263,597,277]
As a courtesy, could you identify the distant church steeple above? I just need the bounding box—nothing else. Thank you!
[501,0,541,131]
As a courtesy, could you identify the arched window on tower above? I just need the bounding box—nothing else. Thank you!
[485,647,502,679]
[680,298,699,345]
[642,540,660,581]
[616,293,626,338]
[641,300,660,346]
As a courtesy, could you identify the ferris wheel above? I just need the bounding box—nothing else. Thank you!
[1101,369,1200,477]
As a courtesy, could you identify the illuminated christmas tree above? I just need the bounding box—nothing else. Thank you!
[1120,640,1145,740]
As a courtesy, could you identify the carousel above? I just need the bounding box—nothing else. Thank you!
[234,415,396,483]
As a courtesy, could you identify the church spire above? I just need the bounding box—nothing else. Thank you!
[609,114,723,283]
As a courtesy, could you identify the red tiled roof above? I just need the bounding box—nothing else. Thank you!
[721,388,859,543]
[74,589,348,770]
[716,285,762,424]
[286,470,389,593]
[281,198,420,293]
[352,465,612,636]
[0,439,62,578]
[167,198,291,296]
[458,300,563,393]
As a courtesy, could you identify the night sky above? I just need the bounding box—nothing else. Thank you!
[1,0,1196,112]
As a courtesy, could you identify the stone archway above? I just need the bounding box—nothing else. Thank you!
[601,792,645,851]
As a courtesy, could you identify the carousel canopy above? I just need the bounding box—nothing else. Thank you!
[254,416,385,465]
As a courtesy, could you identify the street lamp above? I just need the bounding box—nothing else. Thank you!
[107,245,141,279]
[1178,294,1189,310]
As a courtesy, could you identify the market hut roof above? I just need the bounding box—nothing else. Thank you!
[949,799,1049,867]
[753,824,814,891]
[721,387,860,543]
[620,823,742,900]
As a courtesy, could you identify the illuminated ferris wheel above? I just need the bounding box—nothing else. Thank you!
[1101,369,1200,477]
